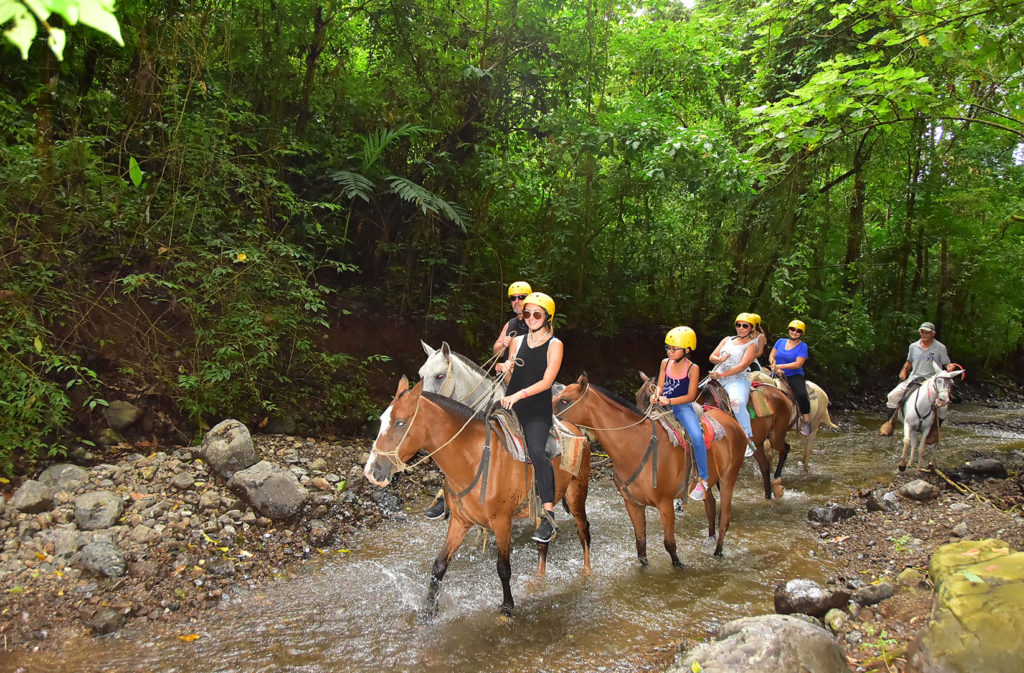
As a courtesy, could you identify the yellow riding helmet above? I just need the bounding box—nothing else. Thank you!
[507,281,532,297]
[665,326,696,351]
[748,313,762,326]
[788,319,806,334]
[522,292,555,320]
[735,312,754,326]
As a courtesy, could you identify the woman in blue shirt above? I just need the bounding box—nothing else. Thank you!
[770,319,812,436]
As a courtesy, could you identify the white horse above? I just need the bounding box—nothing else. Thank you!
[418,341,505,411]
[896,363,966,472]
[749,370,838,471]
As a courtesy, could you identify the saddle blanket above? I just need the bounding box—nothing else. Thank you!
[746,386,772,418]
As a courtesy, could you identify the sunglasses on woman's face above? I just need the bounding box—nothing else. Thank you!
[525,310,546,320]
[789,327,803,334]
[510,295,527,301]
[735,323,752,329]
[665,345,683,352]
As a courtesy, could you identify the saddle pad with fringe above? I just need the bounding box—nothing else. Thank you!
[747,387,772,418]
[652,404,724,449]
[553,418,585,476]
[489,408,529,463]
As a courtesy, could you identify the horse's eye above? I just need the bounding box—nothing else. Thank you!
[436,373,445,379]
[395,420,406,427]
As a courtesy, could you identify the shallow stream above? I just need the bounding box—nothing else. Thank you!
[6,405,1023,673]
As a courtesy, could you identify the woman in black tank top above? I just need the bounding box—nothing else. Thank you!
[496,292,563,543]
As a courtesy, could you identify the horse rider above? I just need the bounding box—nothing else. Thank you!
[497,292,563,543]
[748,313,767,371]
[423,279,535,521]
[770,319,812,436]
[881,321,956,435]
[493,281,533,357]
[709,313,759,458]
[649,326,710,500]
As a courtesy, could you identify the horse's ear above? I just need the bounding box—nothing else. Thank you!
[411,379,424,394]
[578,373,589,388]
[421,340,435,356]
[396,375,410,396]
[638,370,648,381]
[441,342,451,357]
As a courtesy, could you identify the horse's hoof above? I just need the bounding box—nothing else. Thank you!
[496,613,512,625]
[771,479,784,499]
[713,549,724,558]
[499,603,514,618]
[672,560,684,569]
[582,567,594,577]
[898,463,907,473]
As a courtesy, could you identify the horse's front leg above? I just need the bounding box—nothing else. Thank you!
[493,519,514,615]
[422,515,472,621]
[655,497,682,568]
[898,425,912,472]
[914,425,931,471]
[622,498,649,566]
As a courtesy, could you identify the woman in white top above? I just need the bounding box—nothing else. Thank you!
[709,312,759,456]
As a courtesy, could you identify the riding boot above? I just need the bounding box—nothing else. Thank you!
[880,406,897,436]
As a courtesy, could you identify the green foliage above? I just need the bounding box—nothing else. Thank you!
[1,0,1022,468]
[1,0,123,60]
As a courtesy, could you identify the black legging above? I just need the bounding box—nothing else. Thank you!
[788,374,811,415]
[522,419,555,504]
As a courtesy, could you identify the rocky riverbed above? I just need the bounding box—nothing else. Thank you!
[1,419,1022,673]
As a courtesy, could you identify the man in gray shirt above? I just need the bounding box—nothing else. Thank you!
[881,321,955,434]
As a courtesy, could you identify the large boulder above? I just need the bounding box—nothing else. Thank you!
[900,479,941,502]
[12,479,52,513]
[228,461,308,520]
[79,539,127,577]
[671,614,853,673]
[74,490,123,530]
[201,419,258,478]
[907,539,1024,673]
[104,400,142,431]
[38,463,90,491]
[775,578,851,618]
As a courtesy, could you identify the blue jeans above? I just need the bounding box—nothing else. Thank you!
[722,377,754,439]
[671,403,708,481]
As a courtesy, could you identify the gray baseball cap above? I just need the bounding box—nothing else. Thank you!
[919,321,936,332]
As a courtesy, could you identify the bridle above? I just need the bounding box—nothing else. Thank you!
[556,383,656,432]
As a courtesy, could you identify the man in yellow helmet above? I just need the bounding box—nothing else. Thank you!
[493,281,533,356]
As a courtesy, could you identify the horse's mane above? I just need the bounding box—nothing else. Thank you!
[449,350,491,378]
[590,383,645,417]
[422,391,489,421]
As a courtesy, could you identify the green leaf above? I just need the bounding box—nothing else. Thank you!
[128,156,143,187]
[3,6,37,60]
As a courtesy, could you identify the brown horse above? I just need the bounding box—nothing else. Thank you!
[636,373,792,499]
[364,376,592,618]
[554,374,747,562]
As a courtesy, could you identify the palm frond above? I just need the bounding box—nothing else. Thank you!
[326,170,374,203]
[386,176,468,231]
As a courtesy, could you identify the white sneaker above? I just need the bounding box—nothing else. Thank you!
[744,442,755,458]
[689,480,707,501]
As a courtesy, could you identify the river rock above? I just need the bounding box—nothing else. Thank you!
[899,479,940,502]
[86,607,126,635]
[808,503,857,524]
[672,614,853,673]
[201,419,258,478]
[170,471,195,489]
[12,480,53,513]
[74,491,123,530]
[79,540,127,577]
[907,539,1024,673]
[852,579,895,606]
[775,579,851,618]
[104,400,142,431]
[38,464,90,491]
[962,458,1007,480]
[865,488,899,513]
[228,461,308,520]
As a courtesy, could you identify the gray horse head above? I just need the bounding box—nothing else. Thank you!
[419,341,504,410]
